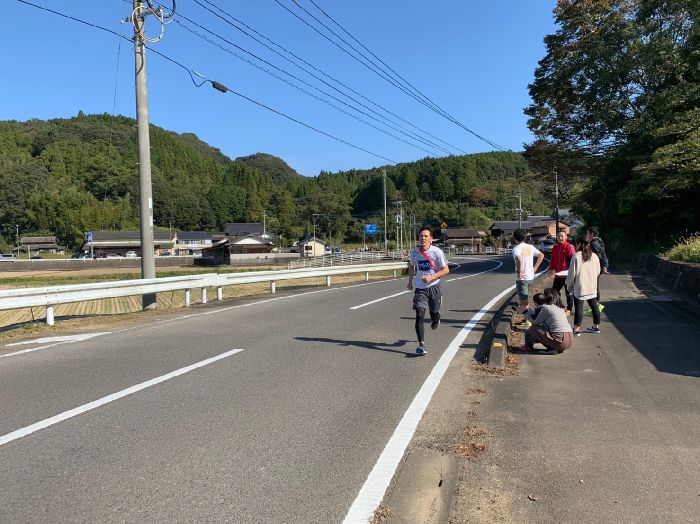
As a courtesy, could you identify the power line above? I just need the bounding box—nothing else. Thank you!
[172,15,448,156]
[276,0,509,151]
[193,0,466,155]
[16,0,398,166]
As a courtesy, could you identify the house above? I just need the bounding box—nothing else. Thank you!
[223,223,274,254]
[17,236,65,255]
[228,234,274,254]
[87,230,175,257]
[490,216,565,243]
[175,231,212,256]
[441,228,487,252]
[298,236,326,257]
[224,223,264,238]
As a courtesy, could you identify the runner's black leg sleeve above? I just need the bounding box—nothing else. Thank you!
[415,308,425,343]
[429,310,440,323]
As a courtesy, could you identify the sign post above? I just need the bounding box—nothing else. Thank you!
[85,232,93,259]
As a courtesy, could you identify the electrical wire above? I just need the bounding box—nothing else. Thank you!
[193,0,466,155]
[15,0,398,166]
[275,0,509,151]
[173,16,448,156]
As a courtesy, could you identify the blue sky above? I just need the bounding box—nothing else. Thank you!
[4,1,557,176]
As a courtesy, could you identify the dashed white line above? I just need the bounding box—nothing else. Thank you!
[349,260,504,310]
[343,284,516,523]
[0,348,244,447]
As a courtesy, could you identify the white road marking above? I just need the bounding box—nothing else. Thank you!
[343,284,516,524]
[349,260,503,310]
[0,348,244,447]
[6,333,112,347]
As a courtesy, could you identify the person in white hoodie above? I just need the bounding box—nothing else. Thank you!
[565,238,601,336]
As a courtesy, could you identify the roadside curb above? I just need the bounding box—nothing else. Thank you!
[482,273,551,367]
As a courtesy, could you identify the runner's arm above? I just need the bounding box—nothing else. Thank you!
[407,263,415,290]
[422,264,449,284]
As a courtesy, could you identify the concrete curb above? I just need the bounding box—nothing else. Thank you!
[482,273,552,367]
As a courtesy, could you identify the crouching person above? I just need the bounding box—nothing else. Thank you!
[519,288,574,353]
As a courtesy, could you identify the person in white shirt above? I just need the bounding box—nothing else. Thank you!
[407,226,449,356]
[512,229,544,313]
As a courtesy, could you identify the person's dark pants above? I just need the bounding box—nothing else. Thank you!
[552,277,573,311]
[596,272,602,302]
[573,296,600,327]
[413,285,442,343]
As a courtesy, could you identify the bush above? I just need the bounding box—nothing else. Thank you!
[665,234,700,263]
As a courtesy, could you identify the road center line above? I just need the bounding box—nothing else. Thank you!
[349,260,503,310]
[0,348,244,447]
[343,284,516,524]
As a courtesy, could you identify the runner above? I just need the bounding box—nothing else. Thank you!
[407,226,449,356]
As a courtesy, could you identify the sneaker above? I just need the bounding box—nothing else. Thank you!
[573,330,582,337]
[431,317,440,330]
[585,327,601,334]
[415,344,427,356]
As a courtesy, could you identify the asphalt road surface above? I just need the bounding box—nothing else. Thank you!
[0,256,515,523]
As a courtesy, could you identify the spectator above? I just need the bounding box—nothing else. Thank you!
[512,229,544,315]
[548,230,575,314]
[565,238,601,336]
[586,227,609,305]
[520,288,574,353]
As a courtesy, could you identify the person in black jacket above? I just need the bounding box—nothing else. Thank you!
[586,227,608,302]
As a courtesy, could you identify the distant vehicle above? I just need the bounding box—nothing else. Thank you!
[0,253,16,262]
[72,252,90,259]
[161,250,171,256]
[30,256,43,260]
[536,238,555,254]
[125,251,138,258]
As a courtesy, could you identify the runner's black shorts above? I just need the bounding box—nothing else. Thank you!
[413,284,442,313]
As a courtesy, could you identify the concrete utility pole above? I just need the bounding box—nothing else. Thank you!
[554,168,560,235]
[515,188,523,228]
[132,0,157,309]
[383,170,388,252]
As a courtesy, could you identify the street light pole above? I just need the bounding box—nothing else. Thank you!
[383,169,388,252]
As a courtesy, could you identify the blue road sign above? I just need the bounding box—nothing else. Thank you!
[85,232,93,243]
[364,224,379,235]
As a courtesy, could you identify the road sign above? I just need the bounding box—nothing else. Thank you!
[85,232,93,243]
[364,224,379,235]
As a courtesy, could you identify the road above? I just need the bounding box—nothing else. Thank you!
[0,256,515,523]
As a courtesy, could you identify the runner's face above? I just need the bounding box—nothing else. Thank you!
[419,231,432,248]
[557,232,566,243]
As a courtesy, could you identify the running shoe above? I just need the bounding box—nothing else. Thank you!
[585,327,601,334]
[431,317,440,330]
[415,344,427,356]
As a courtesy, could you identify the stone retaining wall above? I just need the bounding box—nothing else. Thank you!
[642,254,700,303]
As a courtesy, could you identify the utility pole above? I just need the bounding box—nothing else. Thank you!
[312,213,321,241]
[394,201,403,252]
[515,188,523,228]
[554,168,560,235]
[15,225,19,256]
[383,170,388,252]
[132,0,156,309]
[263,209,267,238]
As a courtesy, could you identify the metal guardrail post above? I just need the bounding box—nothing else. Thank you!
[202,288,207,304]
[46,306,54,326]
[365,271,369,282]
[271,281,276,294]
[185,289,191,307]
[217,287,223,301]
[326,276,331,286]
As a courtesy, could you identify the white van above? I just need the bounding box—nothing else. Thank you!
[0,253,16,262]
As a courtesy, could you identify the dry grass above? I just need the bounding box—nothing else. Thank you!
[472,363,519,376]
[370,505,396,524]
[448,425,490,459]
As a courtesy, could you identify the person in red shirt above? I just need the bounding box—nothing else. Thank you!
[548,230,576,314]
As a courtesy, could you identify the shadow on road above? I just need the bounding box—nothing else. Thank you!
[295,336,420,357]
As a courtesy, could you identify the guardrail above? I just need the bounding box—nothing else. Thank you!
[0,262,408,326]
[288,251,405,269]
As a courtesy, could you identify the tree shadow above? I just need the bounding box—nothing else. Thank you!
[295,336,420,357]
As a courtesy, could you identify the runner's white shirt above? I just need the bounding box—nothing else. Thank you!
[409,245,448,289]
[512,242,542,281]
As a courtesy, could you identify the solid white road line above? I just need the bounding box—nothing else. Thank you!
[349,260,503,310]
[342,285,516,524]
[0,348,244,447]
